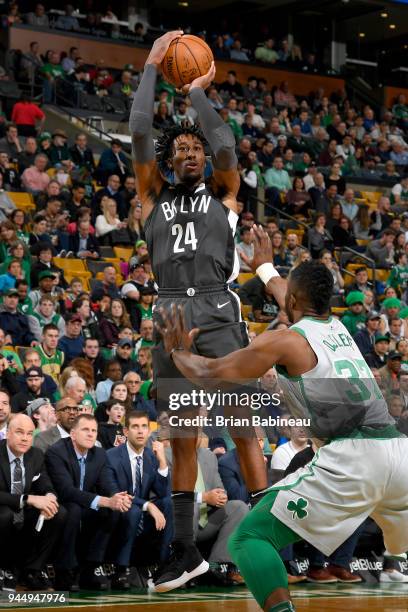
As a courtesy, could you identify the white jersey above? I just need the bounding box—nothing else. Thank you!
[276,316,394,440]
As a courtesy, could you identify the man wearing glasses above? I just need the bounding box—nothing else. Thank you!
[34,397,79,453]
[124,371,156,421]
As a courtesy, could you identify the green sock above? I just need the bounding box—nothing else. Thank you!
[228,489,300,609]
[268,603,296,612]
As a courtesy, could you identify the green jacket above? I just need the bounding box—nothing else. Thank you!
[255,46,278,63]
[227,117,243,141]
[341,310,366,336]
[387,265,408,291]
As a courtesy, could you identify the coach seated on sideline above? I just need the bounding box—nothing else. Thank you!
[106,411,172,589]
[45,414,132,592]
[166,440,248,587]
[0,414,66,591]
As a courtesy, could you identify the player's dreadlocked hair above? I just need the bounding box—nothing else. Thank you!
[290,260,334,315]
[155,123,208,164]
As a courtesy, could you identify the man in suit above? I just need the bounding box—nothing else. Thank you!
[34,397,78,453]
[70,219,100,259]
[106,411,172,589]
[0,414,66,591]
[45,413,132,591]
[165,444,248,588]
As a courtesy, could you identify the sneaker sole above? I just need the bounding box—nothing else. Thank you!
[380,573,408,583]
[148,560,209,593]
[336,578,362,583]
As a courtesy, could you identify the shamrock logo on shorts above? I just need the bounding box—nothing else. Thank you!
[287,497,308,520]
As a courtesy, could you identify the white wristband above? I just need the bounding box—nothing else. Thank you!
[256,263,280,285]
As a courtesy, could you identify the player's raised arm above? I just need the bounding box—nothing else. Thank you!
[129,30,183,219]
[183,63,239,207]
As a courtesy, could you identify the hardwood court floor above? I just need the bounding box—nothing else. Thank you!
[3,584,408,612]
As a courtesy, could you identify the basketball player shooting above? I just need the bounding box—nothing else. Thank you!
[129,31,268,592]
[157,226,408,612]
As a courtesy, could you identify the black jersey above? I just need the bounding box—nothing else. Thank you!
[144,182,239,289]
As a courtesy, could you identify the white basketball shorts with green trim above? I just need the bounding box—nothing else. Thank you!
[270,434,408,557]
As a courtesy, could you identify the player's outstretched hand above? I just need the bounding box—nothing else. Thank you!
[145,30,184,69]
[156,304,199,354]
[182,61,216,94]
[250,224,273,272]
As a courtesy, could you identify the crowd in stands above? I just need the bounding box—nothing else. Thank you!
[0,20,407,593]
[1,3,326,75]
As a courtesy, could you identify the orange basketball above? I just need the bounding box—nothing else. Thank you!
[161,35,214,88]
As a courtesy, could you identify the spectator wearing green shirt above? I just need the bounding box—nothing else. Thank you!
[264,156,292,212]
[341,291,367,336]
[248,151,264,187]
[1,240,31,285]
[219,108,242,142]
[388,251,408,301]
[392,94,408,126]
[134,319,154,356]
[255,38,278,64]
[15,278,34,315]
[136,286,155,320]
[41,52,64,103]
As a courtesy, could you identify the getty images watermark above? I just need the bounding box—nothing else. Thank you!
[160,386,310,429]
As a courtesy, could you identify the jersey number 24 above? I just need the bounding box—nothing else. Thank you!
[172,222,198,253]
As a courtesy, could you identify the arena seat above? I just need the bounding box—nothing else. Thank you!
[64,273,91,292]
[344,263,375,284]
[99,246,115,258]
[6,191,35,211]
[361,191,382,204]
[114,246,134,261]
[241,304,253,319]
[285,228,304,239]
[86,259,120,276]
[247,322,268,335]
[15,346,29,361]
[375,269,391,283]
[53,258,87,273]
[102,258,122,274]
[331,307,347,316]
[237,272,254,285]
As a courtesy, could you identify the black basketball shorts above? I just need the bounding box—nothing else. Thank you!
[152,287,248,387]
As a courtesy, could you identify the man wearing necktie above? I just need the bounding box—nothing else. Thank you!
[106,411,172,590]
[0,414,66,592]
[45,413,132,592]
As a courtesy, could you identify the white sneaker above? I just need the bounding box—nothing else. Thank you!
[380,570,408,582]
